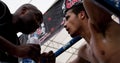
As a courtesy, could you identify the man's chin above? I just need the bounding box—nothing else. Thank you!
[70,34,79,38]
[70,34,76,38]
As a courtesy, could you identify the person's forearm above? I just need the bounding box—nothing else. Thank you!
[83,0,112,26]
[0,36,17,55]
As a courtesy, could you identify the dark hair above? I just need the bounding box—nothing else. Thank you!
[15,4,43,24]
[65,2,88,18]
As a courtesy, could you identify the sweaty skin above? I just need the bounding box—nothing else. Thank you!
[83,0,120,63]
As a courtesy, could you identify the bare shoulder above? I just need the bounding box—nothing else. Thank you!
[78,41,87,55]
[78,41,90,61]
[69,41,90,63]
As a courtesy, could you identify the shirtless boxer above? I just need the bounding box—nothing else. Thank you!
[64,2,97,63]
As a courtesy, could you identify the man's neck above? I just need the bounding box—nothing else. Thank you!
[80,19,91,43]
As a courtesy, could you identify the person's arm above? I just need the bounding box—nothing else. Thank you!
[0,36,17,55]
[83,0,113,32]
[0,36,41,62]
[41,51,55,63]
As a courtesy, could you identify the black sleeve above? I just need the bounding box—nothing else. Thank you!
[0,1,11,24]
[0,1,6,18]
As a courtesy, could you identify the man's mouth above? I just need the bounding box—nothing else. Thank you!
[66,28,70,34]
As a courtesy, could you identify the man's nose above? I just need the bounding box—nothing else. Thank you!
[63,18,67,28]
[63,21,67,28]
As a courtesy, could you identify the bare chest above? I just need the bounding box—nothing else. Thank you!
[90,33,120,63]
[89,21,120,63]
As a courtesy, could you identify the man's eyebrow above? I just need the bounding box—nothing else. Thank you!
[65,15,70,19]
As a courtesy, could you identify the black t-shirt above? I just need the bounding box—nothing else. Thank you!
[0,1,20,63]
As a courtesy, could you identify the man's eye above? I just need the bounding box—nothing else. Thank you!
[66,16,70,20]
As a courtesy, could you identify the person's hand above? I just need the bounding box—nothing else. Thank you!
[41,51,55,63]
[14,44,41,62]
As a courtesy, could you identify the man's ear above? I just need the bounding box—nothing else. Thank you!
[78,11,85,20]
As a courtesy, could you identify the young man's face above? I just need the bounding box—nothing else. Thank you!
[64,9,81,37]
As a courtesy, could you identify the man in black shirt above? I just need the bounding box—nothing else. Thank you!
[0,1,43,63]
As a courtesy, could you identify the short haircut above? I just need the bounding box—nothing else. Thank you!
[65,2,88,18]
[15,4,43,24]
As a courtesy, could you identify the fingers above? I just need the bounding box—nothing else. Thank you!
[30,44,41,51]
[33,57,41,63]
[48,51,55,63]
[41,51,55,63]
[25,44,55,63]
[29,44,41,55]
[29,52,40,63]
[48,52,55,63]
[27,44,41,63]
